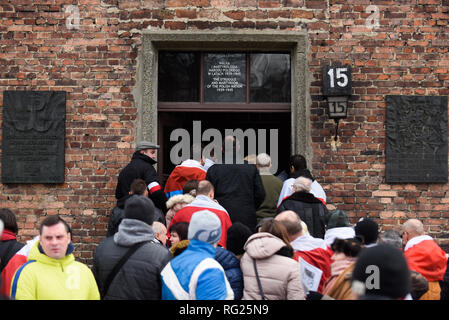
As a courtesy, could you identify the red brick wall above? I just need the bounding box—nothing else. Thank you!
[1,0,448,264]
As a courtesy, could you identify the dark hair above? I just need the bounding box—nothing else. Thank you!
[410,270,429,300]
[331,237,363,257]
[289,154,307,172]
[39,215,71,235]
[168,222,189,241]
[196,180,213,196]
[183,180,199,196]
[260,219,294,254]
[130,178,147,195]
[0,208,19,234]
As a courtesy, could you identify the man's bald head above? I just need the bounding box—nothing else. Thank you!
[275,210,303,241]
[402,219,425,237]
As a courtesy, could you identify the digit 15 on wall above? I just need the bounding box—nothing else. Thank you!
[322,65,352,96]
[322,64,352,119]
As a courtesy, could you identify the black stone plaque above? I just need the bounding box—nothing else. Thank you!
[204,53,246,102]
[322,64,352,96]
[386,95,448,183]
[2,91,66,183]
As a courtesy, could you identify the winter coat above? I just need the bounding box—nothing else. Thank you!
[0,230,24,273]
[277,191,328,239]
[324,227,355,248]
[215,246,244,300]
[115,151,167,213]
[161,239,234,300]
[256,172,283,221]
[291,234,332,293]
[322,257,356,295]
[165,194,195,228]
[92,218,172,300]
[107,196,166,237]
[323,263,356,300]
[168,195,233,248]
[11,241,99,300]
[164,159,206,198]
[241,232,305,300]
[277,170,327,207]
[1,236,39,297]
[206,160,265,232]
[404,235,448,300]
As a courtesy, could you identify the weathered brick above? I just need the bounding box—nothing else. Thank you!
[2,0,449,267]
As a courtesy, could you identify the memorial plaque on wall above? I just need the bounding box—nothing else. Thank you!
[386,95,448,183]
[1,91,66,183]
[204,53,246,102]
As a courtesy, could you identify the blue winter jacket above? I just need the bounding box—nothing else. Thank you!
[161,240,234,300]
[215,246,243,300]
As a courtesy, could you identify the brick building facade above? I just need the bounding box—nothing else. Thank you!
[1,0,448,265]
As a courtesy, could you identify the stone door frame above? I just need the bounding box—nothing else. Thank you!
[135,29,311,164]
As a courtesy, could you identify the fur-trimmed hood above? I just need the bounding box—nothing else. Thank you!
[166,194,195,209]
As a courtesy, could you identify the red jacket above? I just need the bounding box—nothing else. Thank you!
[168,195,232,248]
[164,160,206,198]
[404,235,448,282]
[1,236,39,297]
[291,235,332,293]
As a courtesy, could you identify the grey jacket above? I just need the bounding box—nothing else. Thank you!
[92,219,172,300]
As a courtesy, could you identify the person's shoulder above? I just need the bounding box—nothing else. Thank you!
[140,241,172,259]
[16,259,40,275]
[72,260,95,272]
[97,236,115,250]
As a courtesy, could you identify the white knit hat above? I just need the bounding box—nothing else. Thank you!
[188,210,221,245]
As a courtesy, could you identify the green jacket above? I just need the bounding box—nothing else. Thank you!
[11,241,100,300]
[256,173,283,221]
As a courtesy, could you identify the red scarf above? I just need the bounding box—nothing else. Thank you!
[1,229,17,241]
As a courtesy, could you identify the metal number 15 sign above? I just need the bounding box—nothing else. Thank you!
[322,65,352,96]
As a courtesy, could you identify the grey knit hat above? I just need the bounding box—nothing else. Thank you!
[188,210,221,245]
[124,195,155,226]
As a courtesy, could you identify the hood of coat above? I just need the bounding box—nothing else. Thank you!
[28,240,75,268]
[114,218,155,246]
[243,232,287,260]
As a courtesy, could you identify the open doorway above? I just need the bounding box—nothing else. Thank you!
[157,111,291,185]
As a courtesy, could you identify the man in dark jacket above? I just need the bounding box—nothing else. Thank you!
[206,136,265,232]
[276,176,328,239]
[0,209,24,273]
[115,141,167,214]
[93,195,172,300]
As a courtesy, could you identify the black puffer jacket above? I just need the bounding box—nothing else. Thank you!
[115,151,167,213]
[0,238,24,272]
[276,191,328,239]
[206,160,265,232]
[92,219,172,300]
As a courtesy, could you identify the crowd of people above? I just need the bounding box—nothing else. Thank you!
[0,139,448,300]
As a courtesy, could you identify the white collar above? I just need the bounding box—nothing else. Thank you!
[404,234,433,252]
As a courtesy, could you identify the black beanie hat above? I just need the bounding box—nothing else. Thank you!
[226,222,253,256]
[124,195,155,226]
[351,244,411,299]
[354,217,379,245]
